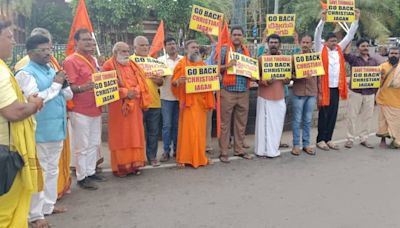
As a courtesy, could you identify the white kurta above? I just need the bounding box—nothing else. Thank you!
[254,97,286,157]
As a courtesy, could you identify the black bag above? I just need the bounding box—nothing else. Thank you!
[0,122,24,196]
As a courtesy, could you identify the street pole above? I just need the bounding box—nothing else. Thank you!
[274,0,279,14]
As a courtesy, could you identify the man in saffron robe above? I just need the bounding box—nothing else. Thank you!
[376,47,400,149]
[171,40,215,168]
[314,9,360,150]
[0,20,44,228]
[103,42,151,177]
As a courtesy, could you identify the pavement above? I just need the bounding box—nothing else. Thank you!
[47,109,400,228]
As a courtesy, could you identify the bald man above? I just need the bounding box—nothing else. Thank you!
[130,36,164,167]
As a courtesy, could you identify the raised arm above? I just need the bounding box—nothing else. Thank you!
[339,9,360,49]
[314,10,327,52]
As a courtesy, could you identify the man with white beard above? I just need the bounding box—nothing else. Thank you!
[102,42,151,177]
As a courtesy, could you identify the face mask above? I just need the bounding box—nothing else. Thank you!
[389,56,399,65]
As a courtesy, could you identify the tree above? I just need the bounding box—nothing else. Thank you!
[0,0,34,16]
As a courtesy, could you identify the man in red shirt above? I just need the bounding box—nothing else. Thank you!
[63,28,106,190]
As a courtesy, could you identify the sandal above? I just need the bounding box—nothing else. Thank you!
[316,141,330,151]
[303,147,316,156]
[279,143,290,148]
[291,147,301,156]
[219,155,230,163]
[326,141,340,150]
[344,140,353,149]
[360,141,374,149]
[176,163,185,168]
[234,152,253,160]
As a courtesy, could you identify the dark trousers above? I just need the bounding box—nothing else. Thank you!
[317,88,339,143]
[143,108,161,162]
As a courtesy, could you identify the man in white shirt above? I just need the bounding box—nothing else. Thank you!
[314,9,360,151]
[15,35,73,226]
[157,37,182,162]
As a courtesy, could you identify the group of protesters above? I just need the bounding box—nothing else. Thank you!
[1,7,400,228]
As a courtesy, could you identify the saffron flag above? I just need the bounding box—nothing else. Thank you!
[66,0,94,56]
[149,20,165,58]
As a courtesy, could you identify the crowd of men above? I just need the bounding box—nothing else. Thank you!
[1,8,400,228]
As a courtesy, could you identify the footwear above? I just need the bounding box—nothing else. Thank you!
[388,141,400,149]
[360,141,374,149]
[88,174,107,182]
[291,147,301,156]
[219,154,230,163]
[279,143,289,148]
[151,160,161,167]
[302,147,316,156]
[77,178,98,190]
[30,219,49,228]
[344,140,353,149]
[326,141,340,150]
[376,133,390,138]
[316,141,330,151]
[160,153,170,162]
[234,152,253,160]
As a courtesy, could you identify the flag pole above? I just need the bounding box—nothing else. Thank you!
[91,32,101,56]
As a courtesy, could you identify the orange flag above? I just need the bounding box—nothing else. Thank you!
[149,20,165,58]
[320,1,327,10]
[66,0,94,56]
[214,21,231,138]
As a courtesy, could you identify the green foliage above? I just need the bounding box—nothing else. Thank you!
[27,1,72,43]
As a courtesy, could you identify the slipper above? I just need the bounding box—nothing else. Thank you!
[219,155,230,163]
[316,141,330,151]
[302,147,316,156]
[51,206,67,215]
[234,152,253,160]
[360,141,374,149]
[255,154,268,159]
[326,141,340,150]
[176,163,186,169]
[279,143,290,148]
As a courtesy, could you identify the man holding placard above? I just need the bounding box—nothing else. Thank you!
[376,47,400,149]
[103,42,152,177]
[343,39,379,149]
[131,36,164,167]
[314,9,360,151]
[171,40,215,168]
[291,35,320,156]
[64,28,106,190]
[255,34,290,158]
[218,26,253,163]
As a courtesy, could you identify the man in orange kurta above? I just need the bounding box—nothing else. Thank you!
[103,42,151,177]
[172,40,215,168]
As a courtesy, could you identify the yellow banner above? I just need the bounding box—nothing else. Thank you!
[261,55,292,80]
[185,65,220,94]
[351,66,381,89]
[266,14,296,36]
[129,55,172,77]
[92,70,120,107]
[327,0,355,22]
[189,5,223,36]
[293,52,325,78]
[227,52,259,80]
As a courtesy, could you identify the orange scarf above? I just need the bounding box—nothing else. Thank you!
[172,57,215,109]
[110,57,152,113]
[222,42,251,87]
[320,45,348,107]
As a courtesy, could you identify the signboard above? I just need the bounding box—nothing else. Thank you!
[185,65,220,93]
[92,70,120,107]
[227,52,259,80]
[351,66,381,89]
[266,14,296,36]
[189,5,223,36]
[129,55,172,77]
[327,0,355,22]
[293,52,325,78]
[261,55,292,80]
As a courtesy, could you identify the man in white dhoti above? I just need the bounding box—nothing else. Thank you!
[15,35,73,227]
[255,34,289,158]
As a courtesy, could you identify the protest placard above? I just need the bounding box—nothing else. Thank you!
[227,52,259,80]
[293,52,325,78]
[189,5,223,36]
[130,55,172,77]
[261,55,292,80]
[92,70,120,107]
[265,14,296,36]
[351,66,381,89]
[185,65,220,93]
[327,0,355,22]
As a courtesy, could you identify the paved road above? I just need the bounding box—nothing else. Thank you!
[48,136,400,228]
